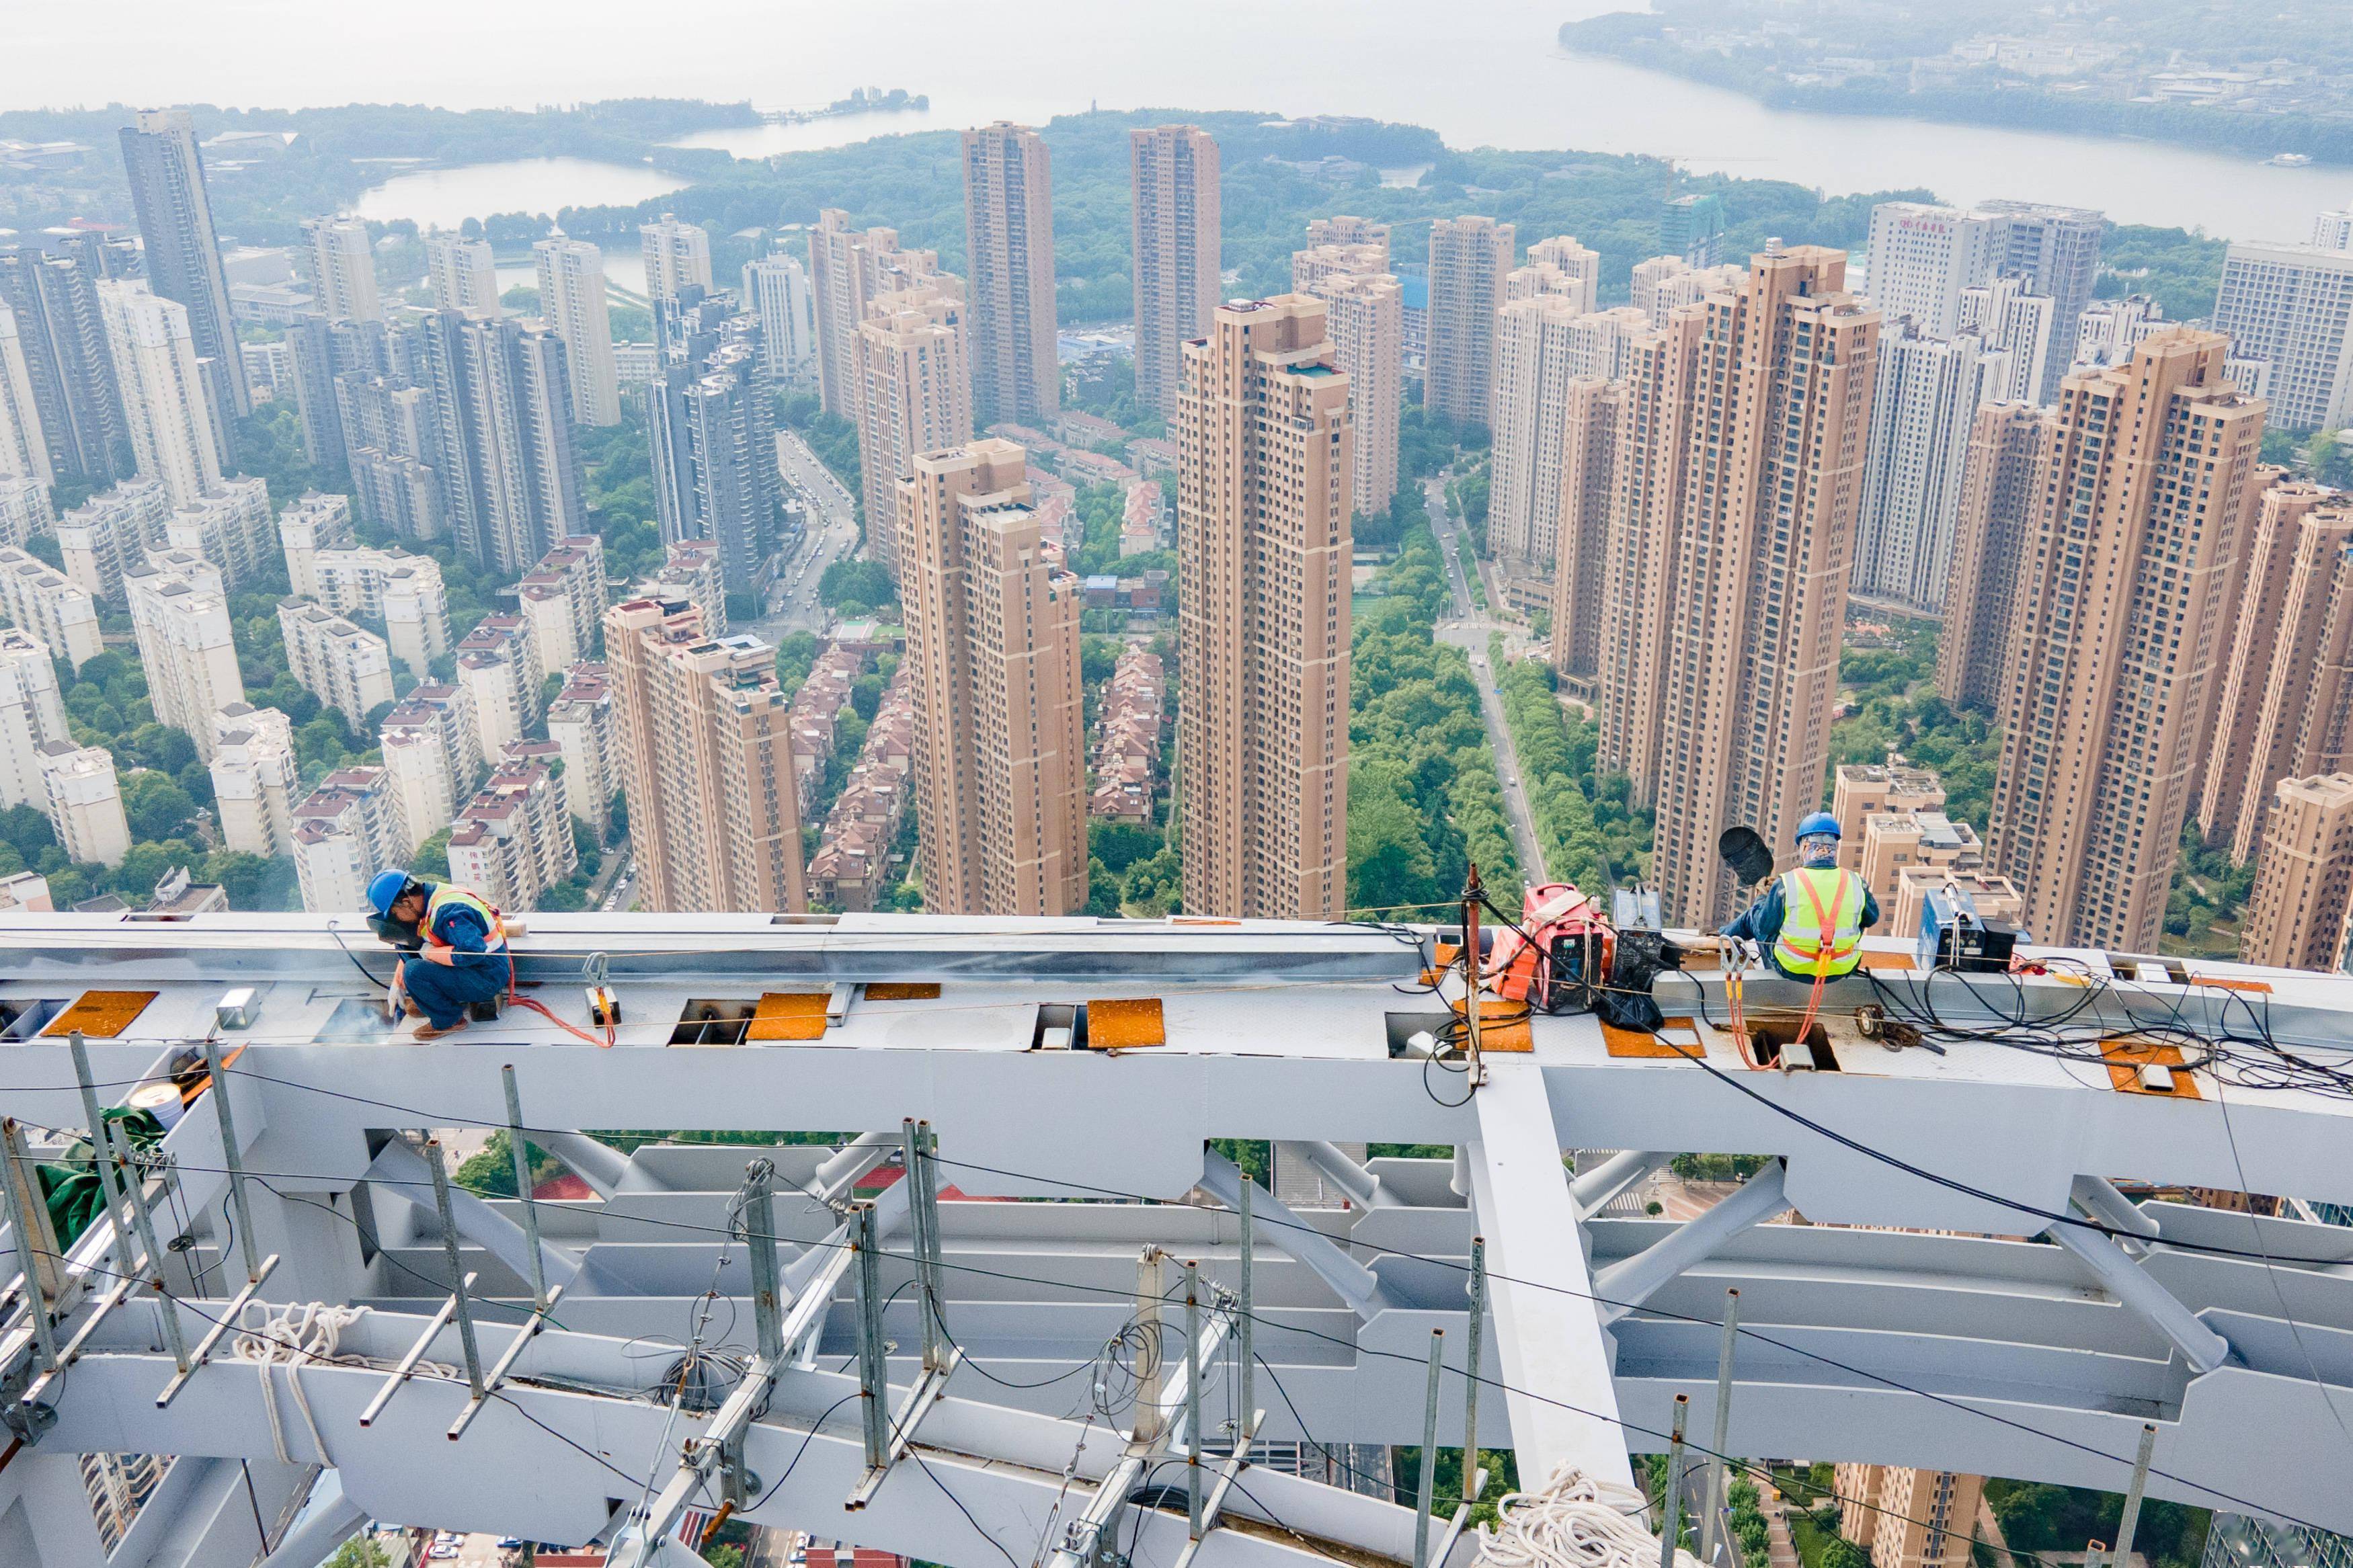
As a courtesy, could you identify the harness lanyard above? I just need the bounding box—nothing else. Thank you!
[1792,870,1851,973]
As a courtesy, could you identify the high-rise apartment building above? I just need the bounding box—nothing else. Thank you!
[1510,235,1602,313]
[278,490,355,597]
[897,439,1086,915]
[414,309,586,573]
[1174,296,1353,919]
[854,283,973,581]
[379,682,483,854]
[641,214,713,301]
[2077,294,2165,370]
[514,535,606,675]
[604,596,805,913]
[290,766,399,913]
[2243,774,2353,971]
[1849,324,2012,612]
[38,741,129,868]
[1295,252,1403,524]
[534,236,621,427]
[0,546,102,668]
[807,212,943,419]
[0,479,48,552]
[2210,241,2353,433]
[1304,216,1388,255]
[647,308,782,592]
[1834,1466,1985,1568]
[125,554,244,757]
[278,600,397,725]
[1425,216,1514,428]
[1600,248,1883,925]
[1957,275,2057,404]
[0,247,129,486]
[1864,199,2099,399]
[0,302,51,486]
[1986,329,2268,951]
[637,537,728,636]
[301,216,382,323]
[1979,200,2105,397]
[1628,255,1743,328]
[547,662,616,841]
[1129,126,1220,417]
[97,280,223,505]
[1935,403,2048,713]
[742,250,817,388]
[0,627,69,812]
[448,752,577,912]
[1490,295,1646,571]
[1661,194,1726,267]
[1864,204,2007,339]
[455,614,545,764]
[961,124,1059,427]
[2197,485,2353,864]
[118,109,249,434]
[208,703,298,857]
[163,476,274,588]
[313,548,451,680]
[56,478,171,602]
[1546,378,1623,682]
[281,313,391,483]
[424,232,501,315]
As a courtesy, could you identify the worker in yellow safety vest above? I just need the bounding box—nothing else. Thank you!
[367,870,509,1039]
[1719,812,1879,981]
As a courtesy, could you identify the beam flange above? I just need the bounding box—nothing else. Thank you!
[2045,1221,2232,1374]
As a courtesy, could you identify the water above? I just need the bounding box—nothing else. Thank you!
[19,0,2353,241]
[345,157,685,231]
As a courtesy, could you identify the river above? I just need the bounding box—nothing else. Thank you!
[21,0,2350,241]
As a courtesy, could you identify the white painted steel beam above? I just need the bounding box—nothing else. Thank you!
[1595,1163,1790,1323]
[1199,1146,1402,1318]
[2044,1221,2234,1374]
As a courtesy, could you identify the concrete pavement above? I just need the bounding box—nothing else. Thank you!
[754,429,863,639]
[1423,474,1548,887]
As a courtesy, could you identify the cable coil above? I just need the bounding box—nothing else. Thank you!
[1476,1462,1704,1568]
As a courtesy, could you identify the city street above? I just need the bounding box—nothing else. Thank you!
[1423,473,1549,886]
[757,428,862,638]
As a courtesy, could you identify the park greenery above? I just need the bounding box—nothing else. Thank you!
[1497,655,1652,889]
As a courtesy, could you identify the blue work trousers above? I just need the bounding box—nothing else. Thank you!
[400,952,508,1028]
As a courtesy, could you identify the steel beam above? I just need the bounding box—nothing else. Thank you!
[1596,1163,1790,1323]
[2073,1175,2162,1249]
[257,1466,368,1568]
[1281,1141,1402,1209]
[2044,1221,2233,1374]
[1570,1151,1674,1218]
[1199,1146,1401,1319]
[529,1130,638,1200]
[366,1135,588,1295]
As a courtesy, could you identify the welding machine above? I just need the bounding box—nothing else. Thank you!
[1915,886,2021,974]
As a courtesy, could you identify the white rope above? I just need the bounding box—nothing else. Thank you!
[229,1301,455,1467]
[1475,1462,1706,1568]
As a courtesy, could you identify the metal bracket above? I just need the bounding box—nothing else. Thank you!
[0,1361,56,1445]
[448,1283,566,1440]
[846,1344,963,1509]
[154,1253,282,1408]
[358,1273,477,1428]
[1167,1410,1263,1568]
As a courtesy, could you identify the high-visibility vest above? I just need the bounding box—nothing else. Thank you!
[1773,866,1862,978]
[424,884,508,951]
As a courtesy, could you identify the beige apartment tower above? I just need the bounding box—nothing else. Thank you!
[2243,774,2353,970]
[1987,329,2268,951]
[1600,249,1882,925]
[807,212,943,420]
[961,123,1059,427]
[1935,403,2048,714]
[1424,216,1514,428]
[534,237,622,427]
[604,597,806,913]
[1130,126,1220,417]
[1174,296,1353,919]
[1833,1465,1985,1568]
[1293,244,1403,524]
[853,282,973,583]
[1544,377,1620,679]
[898,439,1086,915]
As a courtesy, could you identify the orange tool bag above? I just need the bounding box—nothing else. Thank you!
[1486,882,1615,1016]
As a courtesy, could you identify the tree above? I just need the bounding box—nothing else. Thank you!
[324,1540,393,1568]
[413,829,452,880]
[1346,780,1439,913]
[1822,1538,1874,1568]
[1086,858,1122,915]
[1993,1483,2074,1555]
[120,773,200,843]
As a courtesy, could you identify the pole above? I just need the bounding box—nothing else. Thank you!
[1236,1172,1254,1438]
[0,1118,60,1371]
[1133,1248,1168,1446]
[202,1043,261,1283]
[1462,866,1484,1080]
[502,1065,549,1313]
[854,1201,889,1469]
[424,1138,485,1399]
[2110,1423,2159,1568]
[1185,1259,1204,1539]
[68,1033,132,1278]
[108,1115,188,1375]
[1659,1393,1689,1568]
[743,1159,783,1363]
[1414,1329,1444,1568]
[1463,1235,1486,1505]
[905,1119,944,1371]
[1699,1288,1741,1567]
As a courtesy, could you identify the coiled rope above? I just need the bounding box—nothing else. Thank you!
[1476,1462,1704,1568]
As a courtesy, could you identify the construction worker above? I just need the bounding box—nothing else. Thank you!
[1719,812,1878,981]
[366,870,508,1040]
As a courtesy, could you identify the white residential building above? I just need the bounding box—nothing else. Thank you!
[2210,240,2353,431]
[278,491,357,599]
[310,547,450,679]
[97,280,223,507]
[514,534,604,674]
[454,614,544,763]
[126,553,245,756]
[0,871,52,912]
[2075,294,2166,371]
[1628,254,1743,328]
[1507,235,1603,314]
[0,627,69,811]
[0,479,52,551]
[0,546,103,668]
[424,231,501,315]
[290,766,399,913]
[545,661,615,840]
[1488,301,1651,565]
[2314,207,2353,253]
[0,299,52,485]
[56,479,171,601]
[378,682,483,854]
[1851,325,2013,613]
[163,475,274,588]
[1957,275,2057,404]
[534,236,621,427]
[208,703,300,856]
[742,251,817,387]
[641,214,713,300]
[278,600,397,723]
[302,216,383,323]
[447,754,577,911]
[1864,202,2009,339]
[37,741,129,867]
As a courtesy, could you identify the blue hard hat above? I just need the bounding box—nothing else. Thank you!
[1795,812,1841,843]
[366,869,414,918]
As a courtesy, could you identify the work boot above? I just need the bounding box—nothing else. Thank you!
[412,1018,469,1042]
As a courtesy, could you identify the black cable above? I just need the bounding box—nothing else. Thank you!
[912,1449,1023,1568]
[749,1390,861,1510]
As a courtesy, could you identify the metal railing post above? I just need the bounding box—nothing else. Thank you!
[1237,1172,1254,1436]
[1463,1235,1486,1504]
[854,1201,889,1470]
[202,1043,261,1283]
[107,1116,188,1375]
[1659,1393,1689,1568]
[68,1033,131,1278]
[2111,1423,2159,1568]
[1699,1288,1740,1567]
[1185,1258,1205,1538]
[424,1139,485,1398]
[904,1119,944,1371]
[1414,1328,1444,1568]
[1133,1247,1168,1446]
[502,1066,549,1313]
[743,1159,784,1364]
[0,1118,61,1371]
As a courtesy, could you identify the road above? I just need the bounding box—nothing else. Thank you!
[754,428,862,638]
[1423,473,1548,887]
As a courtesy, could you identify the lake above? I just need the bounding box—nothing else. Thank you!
[345,157,685,231]
[29,0,2353,241]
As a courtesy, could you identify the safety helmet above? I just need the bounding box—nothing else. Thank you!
[1794,811,1841,843]
[367,868,417,918]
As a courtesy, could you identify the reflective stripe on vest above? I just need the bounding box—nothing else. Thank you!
[425,884,507,950]
[1773,866,1862,978]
